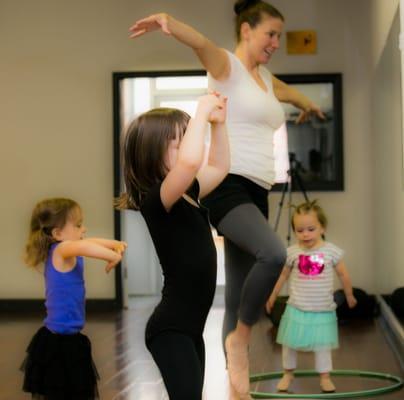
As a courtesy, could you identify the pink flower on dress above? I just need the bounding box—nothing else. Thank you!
[298,253,325,275]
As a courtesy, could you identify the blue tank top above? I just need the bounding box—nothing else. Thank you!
[44,243,85,334]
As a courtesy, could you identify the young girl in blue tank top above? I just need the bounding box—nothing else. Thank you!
[22,197,127,400]
[266,201,357,393]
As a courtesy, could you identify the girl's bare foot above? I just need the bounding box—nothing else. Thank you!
[320,376,336,392]
[276,371,294,392]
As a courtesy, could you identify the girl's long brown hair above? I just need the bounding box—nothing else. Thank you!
[24,198,79,267]
[116,108,190,210]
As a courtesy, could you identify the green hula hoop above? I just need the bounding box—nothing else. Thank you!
[249,369,404,399]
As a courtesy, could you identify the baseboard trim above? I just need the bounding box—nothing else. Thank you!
[0,299,119,313]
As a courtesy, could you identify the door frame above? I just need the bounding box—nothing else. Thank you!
[112,70,206,308]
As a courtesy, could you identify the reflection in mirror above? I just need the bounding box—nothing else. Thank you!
[272,74,343,192]
[119,72,207,129]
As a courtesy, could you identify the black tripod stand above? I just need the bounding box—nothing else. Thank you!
[274,153,310,245]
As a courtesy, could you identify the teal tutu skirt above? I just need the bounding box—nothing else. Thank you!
[276,304,339,351]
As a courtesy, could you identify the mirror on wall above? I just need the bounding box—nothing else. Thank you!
[112,70,344,305]
[272,73,344,192]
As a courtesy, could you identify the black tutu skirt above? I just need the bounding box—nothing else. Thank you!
[20,326,99,400]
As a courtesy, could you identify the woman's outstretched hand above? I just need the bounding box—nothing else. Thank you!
[129,13,171,38]
[295,102,326,124]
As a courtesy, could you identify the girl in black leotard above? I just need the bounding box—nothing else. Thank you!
[117,93,229,400]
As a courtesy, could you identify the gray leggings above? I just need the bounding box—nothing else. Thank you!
[217,203,286,347]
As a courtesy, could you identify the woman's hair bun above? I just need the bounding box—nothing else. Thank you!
[234,0,260,16]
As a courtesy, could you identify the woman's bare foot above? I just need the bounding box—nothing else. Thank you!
[225,332,250,396]
[229,378,253,400]
[228,377,240,400]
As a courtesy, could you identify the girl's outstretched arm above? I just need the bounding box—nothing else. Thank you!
[265,265,290,314]
[54,239,125,273]
[198,95,230,198]
[129,13,229,81]
[272,75,325,123]
[335,260,357,308]
[160,94,224,211]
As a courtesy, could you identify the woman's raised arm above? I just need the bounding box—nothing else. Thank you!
[129,13,230,81]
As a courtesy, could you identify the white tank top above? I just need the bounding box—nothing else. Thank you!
[208,50,285,189]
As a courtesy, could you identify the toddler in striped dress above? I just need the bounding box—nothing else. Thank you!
[266,200,357,393]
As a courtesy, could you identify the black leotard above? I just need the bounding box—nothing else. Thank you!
[140,180,217,343]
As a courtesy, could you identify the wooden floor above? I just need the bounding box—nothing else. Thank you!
[1,295,403,400]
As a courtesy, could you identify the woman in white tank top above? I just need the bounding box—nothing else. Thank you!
[129,2,324,399]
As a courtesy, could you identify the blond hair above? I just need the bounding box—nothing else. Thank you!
[291,200,328,231]
[24,198,79,267]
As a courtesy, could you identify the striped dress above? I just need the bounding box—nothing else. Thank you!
[276,242,344,351]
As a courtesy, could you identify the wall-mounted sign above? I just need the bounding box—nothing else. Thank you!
[287,30,317,54]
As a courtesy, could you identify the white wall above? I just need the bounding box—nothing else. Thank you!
[368,0,400,68]
[372,9,404,293]
[0,0,401,299]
